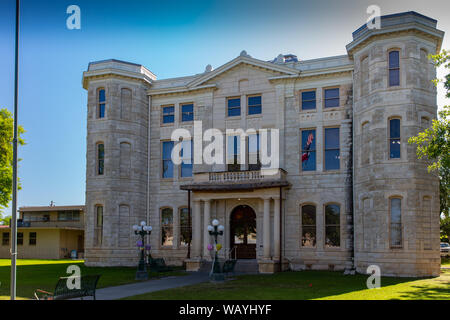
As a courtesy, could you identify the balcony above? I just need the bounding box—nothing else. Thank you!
[180,168,290,191]
[16,217,84,230]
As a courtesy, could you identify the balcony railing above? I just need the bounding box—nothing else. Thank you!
[16,218,84,229]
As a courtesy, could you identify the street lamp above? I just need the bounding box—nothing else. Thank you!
[208,219,225,281]
[133,221,152,280]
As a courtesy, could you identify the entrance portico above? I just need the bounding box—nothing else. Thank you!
[181,169,289,274]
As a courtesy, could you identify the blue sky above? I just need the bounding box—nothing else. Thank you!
[0,0,449,215]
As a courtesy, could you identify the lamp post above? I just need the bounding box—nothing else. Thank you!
[208,219,225,281]
[133,221,152,280]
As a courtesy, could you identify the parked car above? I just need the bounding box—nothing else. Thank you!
[441,242,450,257]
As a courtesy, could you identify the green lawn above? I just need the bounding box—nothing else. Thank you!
[442,258,450,266]
[0,259,186,299]
[125,269,450,300]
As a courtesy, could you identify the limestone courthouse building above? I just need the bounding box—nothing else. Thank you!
[81,12,445,277]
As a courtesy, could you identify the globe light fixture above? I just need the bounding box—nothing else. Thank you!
[208,219,225,281]
[133,221,152,280]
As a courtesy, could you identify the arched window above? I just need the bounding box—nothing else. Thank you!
[301,205,316,247]
[361,122,370,165]
[97,88,106,118]
[179,207,191,247]
[120,88,132,120]
[390,197,402,248]
[389,118,401,159]
[388,50,400,87]
[120,142,131,178]
[423,196,432,250]
[95,205,103,246]
[97,143,105,175]
[325,204,340,248]
[118,205,130,247]
[421,116,430,129]
[161,208,174,247]
[361,56,369,96]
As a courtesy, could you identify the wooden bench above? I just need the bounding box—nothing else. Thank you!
[222,259,237,276]
[148,257,172,272]
[34,274,101,300]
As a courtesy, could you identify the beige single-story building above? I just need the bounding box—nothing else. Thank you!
[0,205,85,260]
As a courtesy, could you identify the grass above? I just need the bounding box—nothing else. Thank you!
[0,259,186,300]
[442,257,450,266]
[124,269,450,300]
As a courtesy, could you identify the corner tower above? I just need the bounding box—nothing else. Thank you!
[82,60,155,266]
[347,12,444,276]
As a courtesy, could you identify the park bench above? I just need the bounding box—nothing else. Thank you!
[34,274,101,300]
[222,259,237,277]
[148,257,172,272]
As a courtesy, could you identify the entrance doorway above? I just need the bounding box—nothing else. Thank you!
[230,205,256,259]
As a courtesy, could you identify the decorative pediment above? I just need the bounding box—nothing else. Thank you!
[186,53,300,88]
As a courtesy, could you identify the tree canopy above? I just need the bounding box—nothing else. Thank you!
[0,108,25,214]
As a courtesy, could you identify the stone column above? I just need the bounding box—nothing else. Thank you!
[203,199,211,259]
[263,198,271,259]
[273,197,280,261]
[192,200,202,259]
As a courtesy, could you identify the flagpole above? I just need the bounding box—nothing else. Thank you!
[11,0,20,301]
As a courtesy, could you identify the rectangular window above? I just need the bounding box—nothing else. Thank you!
[179,208,191,247]
[162,106,175,124]
[325,128,340,170]
[98,89,105,118]
[389,51,400,87]
[2,232,9,246]
[324,88,340,108]
[301,91,316,110]
[301,130,316,171]
[17,232,23,246]
[248,133,261,171]
[58,210,80,221]
[161,208,174,247]
[389,119,401,159]
[29,232,37,246]
[227,97,241,117]
[162,141,174,178]
[301,205,316,247]
[325,204,340,248]
[181,140,193,178]
[181,103,194,122]
[248,95,262,115]
[227,135,241,172]
[390,198,402,247]
[95,206,103,246]
[98,144,105,175]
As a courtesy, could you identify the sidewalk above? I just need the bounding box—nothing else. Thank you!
[77,273,209,300]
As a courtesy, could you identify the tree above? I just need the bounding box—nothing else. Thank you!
[0,108,25,215]
[408,49,450,241]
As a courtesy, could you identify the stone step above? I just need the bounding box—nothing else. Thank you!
[197,259,259,274]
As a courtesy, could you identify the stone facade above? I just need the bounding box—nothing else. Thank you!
[82,12,444,276]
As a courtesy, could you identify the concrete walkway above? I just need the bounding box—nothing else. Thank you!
[77,273,209,300]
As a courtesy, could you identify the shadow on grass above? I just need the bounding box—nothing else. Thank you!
[127,270,424,300]
[0,261,186,299]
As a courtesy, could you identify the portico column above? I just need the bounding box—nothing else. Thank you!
[263,198,271,259]
[273,198,280,261]
[192,200,202,259]
[203,199,211,259]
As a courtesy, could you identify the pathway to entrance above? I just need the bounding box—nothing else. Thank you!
[75,273,209,300]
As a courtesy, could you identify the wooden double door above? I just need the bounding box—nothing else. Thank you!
[230,205,256,259]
